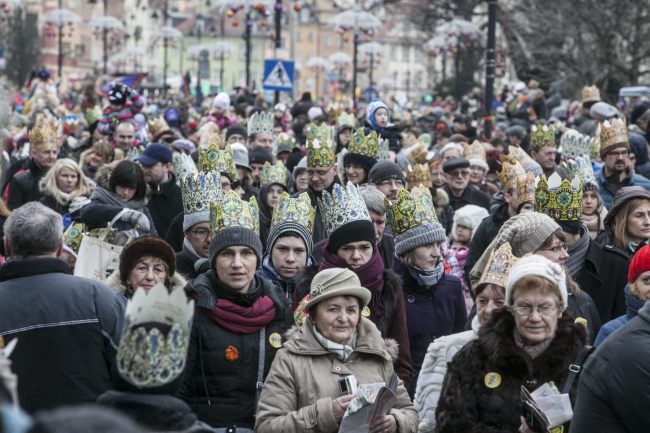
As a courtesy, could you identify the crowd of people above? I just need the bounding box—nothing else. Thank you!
[0,71,649,433]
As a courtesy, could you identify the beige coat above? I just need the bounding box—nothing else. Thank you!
[255,317,418,433]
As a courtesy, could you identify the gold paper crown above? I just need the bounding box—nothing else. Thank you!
[199,142,237,181]
[581,85,601,104]
[497,154,526,192]
[535,172,583,221]
[199,123,224,150]
[386,187,438,237]
[210,190,260,235]
[318,183,371,235]
[148,115,171,139]
[516,172,536,208]
[271,192,315,235]
[348,129,379,159]
[173,153,199,180]
[181,171,222,215]
[260,161,286,187]
[599,118,628,155]
[477,242,518,289]
[247,111,274,136]
[409,144,428,165]
[530,123,557,150]
[29,114,58,152]
[560,129,593,160]
[407,164,430,189]
[336,112,356,130]
[306,124,336,167]
[464,140,486,162]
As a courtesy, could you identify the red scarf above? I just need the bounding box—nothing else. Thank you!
[207,296,276,334]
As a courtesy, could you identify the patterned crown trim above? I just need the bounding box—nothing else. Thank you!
[530,123,557,150]
[261,160,286,187]
[173,153,199,180]
[477,243,518,289]
[560,129,593,161]
[599,118,628,153]
[199,143,237,180]
[307,124,336,167]
[497,154,526,192]
[273,132,296,154]
[336,112,356,130]
[386,186,438,237]
[271,192,315,234]
[148,115,171,138]
[210,190,260,235]
[181,171,222,215]
[516,172,536,208]
[30,114,58,151]
[348,129,379,159]
[318,182,371,235]
[247,111,274,136]
[407,163,430,189]
[562,156,596,188]
[377,138,390,160]
[464,140,486,162]
[535,172,583,221]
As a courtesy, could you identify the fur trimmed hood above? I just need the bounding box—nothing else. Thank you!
[104,269,188,297]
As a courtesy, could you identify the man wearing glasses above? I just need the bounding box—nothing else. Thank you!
[368,160,406,202]
[442,157,490,211]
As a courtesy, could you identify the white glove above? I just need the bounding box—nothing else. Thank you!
[120,209,150,231]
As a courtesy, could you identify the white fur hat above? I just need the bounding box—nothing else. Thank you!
[505,254,568,310]
[212,92,230,110]
[452,204,489,239]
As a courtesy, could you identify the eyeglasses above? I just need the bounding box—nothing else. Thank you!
[538,244,567,255]
[607,149,629,158]
[511,304,558,317]
[377,179,404,188]
[191,228,211,239]
[447,170,470,178]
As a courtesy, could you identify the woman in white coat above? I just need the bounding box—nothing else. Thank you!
[413,242,517,432]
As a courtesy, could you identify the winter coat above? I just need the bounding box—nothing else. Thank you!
[80,187,157,235]
[256,254,314,301]
[436,308,588,433]
[569,301,650,433]
[566,285,602,343]
[443,184,491,212]
[596,168,650,209]
[176,247,201,280]
[97,391,214,433]
[6,158,46,210]
[104,269,187,299]
[255,317,418,433]
[293,264,413,387]
[147,173,184,238]
[178,271,293,429]
[414,316,479,433]
[364,123,402,153]
[593,285,644,346]
[0,257,125,414]
[393,261,467,395]
[165,211,185,253]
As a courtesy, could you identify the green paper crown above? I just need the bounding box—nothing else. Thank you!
[535,172,583,221]
[386,186,438,236]
[306,123,336,167]
[318,183,371,235]
[530,123,557,150]
[260,161,286,187]
[210,190,260,235]
[199,143,237,181]
[181,171,221,215]
[271,192,315,235]
[349,129,379,159]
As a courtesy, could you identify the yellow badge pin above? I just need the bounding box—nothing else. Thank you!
[361,306,371,318]
[269,332,283,349]
[484,372,502,388]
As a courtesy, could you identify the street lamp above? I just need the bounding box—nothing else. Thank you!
[41,6,81,79]
[358,42,384,96]
[150,26,183,92]
[88,15,125,75]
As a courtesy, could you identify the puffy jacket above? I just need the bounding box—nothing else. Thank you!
[255,317,418,433]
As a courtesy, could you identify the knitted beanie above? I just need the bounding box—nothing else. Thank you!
[494,212,560,257]
[249,146,273,166]
[366,98,389,130]
[119,236,176,284]
[208,226,263,269]
[327,220,376,254]
[368,160,405,185]
[505,254,568,309]
[628,244,650,284]
[394,222,447,257]
[267,221,313,258]
[343,152,377,175]
[183,210,209,232]
[226,123,248,141]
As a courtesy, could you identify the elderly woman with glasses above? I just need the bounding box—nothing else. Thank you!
[436,254,589,433]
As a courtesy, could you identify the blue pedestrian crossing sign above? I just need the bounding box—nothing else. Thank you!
[263,59,295,92]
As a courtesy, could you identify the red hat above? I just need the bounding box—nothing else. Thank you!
[628,244,650,283]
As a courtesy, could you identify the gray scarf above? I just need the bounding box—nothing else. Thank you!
[566,224,590,278]
[312,325,357,361]
[407,260,445,288]
[90,186,147,211]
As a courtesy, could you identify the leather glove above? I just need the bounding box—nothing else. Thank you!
[120,209,150,231]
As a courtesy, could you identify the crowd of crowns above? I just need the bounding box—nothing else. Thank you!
[530,123,557,150]
[599,118,629,152]
[348,129,380,159]
[318,182,371,236]
[386,187,439,237]
[306,124,336,167]
[247,111,274,136]
[271,192,315,234]
[477,242,518,289]
[560,129,594,160]
[260,161,287,187]
[180,172,222,215]
[198,142,237,181]
[535,172,584,221]
[210,190,260,236]
[30,114,59,151]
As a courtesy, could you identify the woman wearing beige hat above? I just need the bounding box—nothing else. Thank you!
[255,268,417,433]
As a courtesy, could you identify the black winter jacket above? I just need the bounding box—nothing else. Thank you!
[175,247,201,280]
[147,173,184,237]
[0,258,125,414]
[6,159,46,210]
[165,211,185,252]
[444,184,491,211]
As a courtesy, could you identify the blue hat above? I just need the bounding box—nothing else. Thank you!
[136,143,173,166]
[366,98,389,130]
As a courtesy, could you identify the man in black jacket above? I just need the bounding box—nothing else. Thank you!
[0,202,125,414]
[442,157,491,211]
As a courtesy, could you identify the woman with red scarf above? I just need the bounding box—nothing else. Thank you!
[293,183,413,387]
[179,191,293,431]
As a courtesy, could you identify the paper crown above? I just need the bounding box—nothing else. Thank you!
[336,112,356,130]
[260,160,286,187]
[29,114,58,152]
[271,192,315,235]
[497,154,526,192]
[516,172,536,208]
[173,153,199,180]
[306,124,336,167]
[477,242,518,289]
[464,140,487,162]
[198,142,237,180]
[581,85,601,104]
[599,118,628,155]
[210,190,260,235]
[247,111,274,136]
[562,156,597,189]
[535,172,583,221]
[116,284,195,388]
[386,186,438,237]
[148,115,171,139]
[560,129,593,160]
[318,182,371,235]
[530,123,557,150]
[181,171,222,215]
[348,129,380,159]
[407,164,430,189]
[273,132,296,154]
[377,138,390,160]
[198,123,224,150]
[509,145,543,176]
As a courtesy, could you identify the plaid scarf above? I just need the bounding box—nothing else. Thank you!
[312,325,357,361]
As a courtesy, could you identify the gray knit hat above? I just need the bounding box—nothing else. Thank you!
[368,160,406,185]
[267,221,313,258]
[183,210,209,231]
[208,226,263,269]
[394,222,446,256]
[494,212,560,257]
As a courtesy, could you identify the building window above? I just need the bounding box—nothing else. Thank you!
[337,35,344,49]
[299,5,311,23]
[324,34,331,48]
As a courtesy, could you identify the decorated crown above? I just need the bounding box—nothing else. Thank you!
[581,85,600,103]
[386,186,438,237]
[563,156,597,190]
[407,164,430,189]
[116,284,195,388]
[211,190,260,235]
[509,145,542,176]
[260,160,286,187]
[348,129,380,159]
[599,118,628,155]
[199,143,237,180]
[535,172,583,221]
[560,129,593,160]
[530,123,557,150]
[181,171,222,215]
[198,123,224,150]
[516,172,536,208]
[30,114,58,152]
[464,140,486,162]
[271,192,315,234]
[477,242,518,289]
[497,154,526,192]
[247,111,274,136]
[273,132,296,154]
[377,138,390,160]
[306,123,335,143]
[148,115,171,139]
[173,153,199,180]
[306,124,336,167]
[318,182,371,235]
[336,112,356,130]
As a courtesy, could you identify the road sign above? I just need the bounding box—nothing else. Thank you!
[263,59,294,92]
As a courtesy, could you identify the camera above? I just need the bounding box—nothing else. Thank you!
[338,375,358,395]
